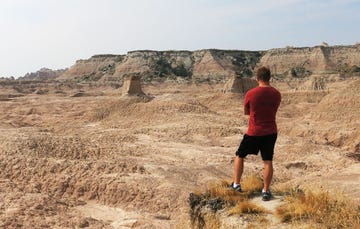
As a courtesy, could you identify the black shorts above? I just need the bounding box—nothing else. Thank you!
[235,133,277,161]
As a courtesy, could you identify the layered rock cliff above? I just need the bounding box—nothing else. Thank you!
[58,50,262,82]
[258,44,360,78]
[54,44,360,82]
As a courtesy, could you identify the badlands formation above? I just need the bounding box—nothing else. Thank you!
[0,44,359,228]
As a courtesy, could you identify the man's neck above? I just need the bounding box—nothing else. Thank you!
[258,80,271,87]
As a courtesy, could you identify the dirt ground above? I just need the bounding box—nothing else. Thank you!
[0,79,359,228]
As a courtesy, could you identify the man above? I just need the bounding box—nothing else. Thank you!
[230,66,281,201]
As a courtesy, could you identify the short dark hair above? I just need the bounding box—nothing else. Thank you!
[257,67,271,82]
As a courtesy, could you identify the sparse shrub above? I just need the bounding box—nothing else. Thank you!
[173,64,190,77]
[99,63,115,75]
[189,175,266,228]
[230,51,261,77]
[276,189,360,228]
[109,82,121,89]
[152,57,172,77]
[188,193,206,228]
[290,66,311,78]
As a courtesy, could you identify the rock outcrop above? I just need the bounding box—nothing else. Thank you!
[222,75,258,94]
[192,50,261,82]
[122,74,147,97]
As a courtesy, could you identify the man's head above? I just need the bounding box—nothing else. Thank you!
[256,67,271,82]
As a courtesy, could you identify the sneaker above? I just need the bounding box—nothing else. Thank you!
[228,182,242,192]
[262,190,272,201]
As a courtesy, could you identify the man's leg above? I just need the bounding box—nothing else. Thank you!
[234,156,244,184]
[263,160,273,192]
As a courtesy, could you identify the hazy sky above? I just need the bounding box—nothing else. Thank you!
[1,0,359,77]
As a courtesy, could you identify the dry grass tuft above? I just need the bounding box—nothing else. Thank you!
[228,201,267,216]
[207,180,247,204]
[276,189,360,228]
[241,174,263,194]
[207,174,263,202]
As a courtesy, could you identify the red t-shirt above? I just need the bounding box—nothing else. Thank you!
[244,86,281,136]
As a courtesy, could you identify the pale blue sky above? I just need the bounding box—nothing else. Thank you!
[1,0,359,77]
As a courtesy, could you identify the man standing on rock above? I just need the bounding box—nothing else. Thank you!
[230,66,281,201]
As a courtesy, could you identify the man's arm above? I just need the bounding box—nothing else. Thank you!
[244,93,250,115]
[244,105,250,115]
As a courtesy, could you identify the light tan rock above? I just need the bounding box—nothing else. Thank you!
[121,74,146,97]
[114,51,155,77]
[222,75,258,93]
[193,50,235,81]
[58,55,122,80]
